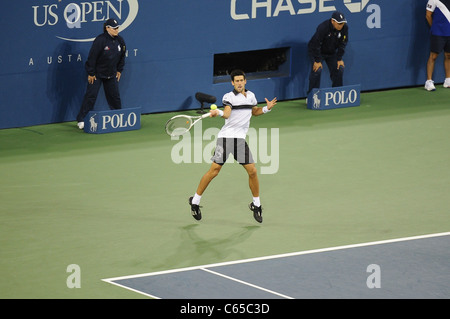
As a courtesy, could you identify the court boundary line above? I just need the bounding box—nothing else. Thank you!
[201,268,294,299]
[102,231,450,298]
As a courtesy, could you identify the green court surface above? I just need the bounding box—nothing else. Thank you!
[0,87,449,298]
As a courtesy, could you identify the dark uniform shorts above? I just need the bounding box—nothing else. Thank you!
[430,35,450,53]
[211,138,254,165]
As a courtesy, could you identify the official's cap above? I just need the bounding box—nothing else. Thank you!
[331,11,347,24]
[105,18,119,29]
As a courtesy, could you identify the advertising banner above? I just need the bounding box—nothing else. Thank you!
[307,85,361,110]
[83,107,141,134]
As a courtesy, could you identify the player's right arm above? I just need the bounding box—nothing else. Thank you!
[222,105,231,119]
[210,105,231,119]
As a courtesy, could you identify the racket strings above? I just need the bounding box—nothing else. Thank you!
[166,116,192,136]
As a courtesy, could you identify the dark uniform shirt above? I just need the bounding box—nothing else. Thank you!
[85,31,126,79]
[308,19,348,63]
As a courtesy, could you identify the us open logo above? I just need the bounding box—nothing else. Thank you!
[32,0,139,42]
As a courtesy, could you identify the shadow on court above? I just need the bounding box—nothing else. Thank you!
[154,224,261,270]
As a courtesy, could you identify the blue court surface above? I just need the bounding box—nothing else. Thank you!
[103,232,450,299]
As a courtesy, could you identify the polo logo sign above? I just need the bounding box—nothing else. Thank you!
[84,107,141,134]
[307,85,361,110]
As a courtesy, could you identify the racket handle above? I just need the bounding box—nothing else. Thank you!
[201,112,211,119]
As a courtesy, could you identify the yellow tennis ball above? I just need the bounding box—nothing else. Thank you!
[210,104,217,110]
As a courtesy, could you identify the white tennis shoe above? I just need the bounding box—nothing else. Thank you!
[425,80,436,91]
[77,122,84,129]
[444,78,450,88]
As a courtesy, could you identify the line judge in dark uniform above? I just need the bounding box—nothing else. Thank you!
[307,11,349,94]
[77,18,126,129]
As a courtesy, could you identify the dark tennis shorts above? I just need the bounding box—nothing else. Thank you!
[430,35,450,53]
[211,137,254,165]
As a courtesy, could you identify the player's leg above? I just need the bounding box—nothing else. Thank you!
[196,137,229,197]
[243,163,263,223]
[243,163,259,198]
[195,162,223,197]
[235,138,262,223]
[187,162,222,221]
[188,138,227,220]
[233,138,259,199]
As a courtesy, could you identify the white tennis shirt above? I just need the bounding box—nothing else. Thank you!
[219,89,257,139]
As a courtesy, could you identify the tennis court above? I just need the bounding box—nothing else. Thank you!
[1,87,449,299]
[105,232,450,299]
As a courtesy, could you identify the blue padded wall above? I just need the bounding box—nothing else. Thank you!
[0,0,439,129]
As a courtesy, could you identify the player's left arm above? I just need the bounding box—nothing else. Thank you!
[252,97,277,116]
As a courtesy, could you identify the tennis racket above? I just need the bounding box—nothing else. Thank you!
[165,112,211,137]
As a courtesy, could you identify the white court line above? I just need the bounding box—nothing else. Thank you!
[201,268,294,299]
[104,280,162,299]
[103,232,450,282]
[102,231,450,297]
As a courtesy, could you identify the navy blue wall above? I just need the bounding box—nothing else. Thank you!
[0,0,439,129]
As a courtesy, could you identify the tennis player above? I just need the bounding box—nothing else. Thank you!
[188,69,277,223]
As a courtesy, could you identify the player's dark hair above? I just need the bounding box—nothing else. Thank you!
[230,69,246,82]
